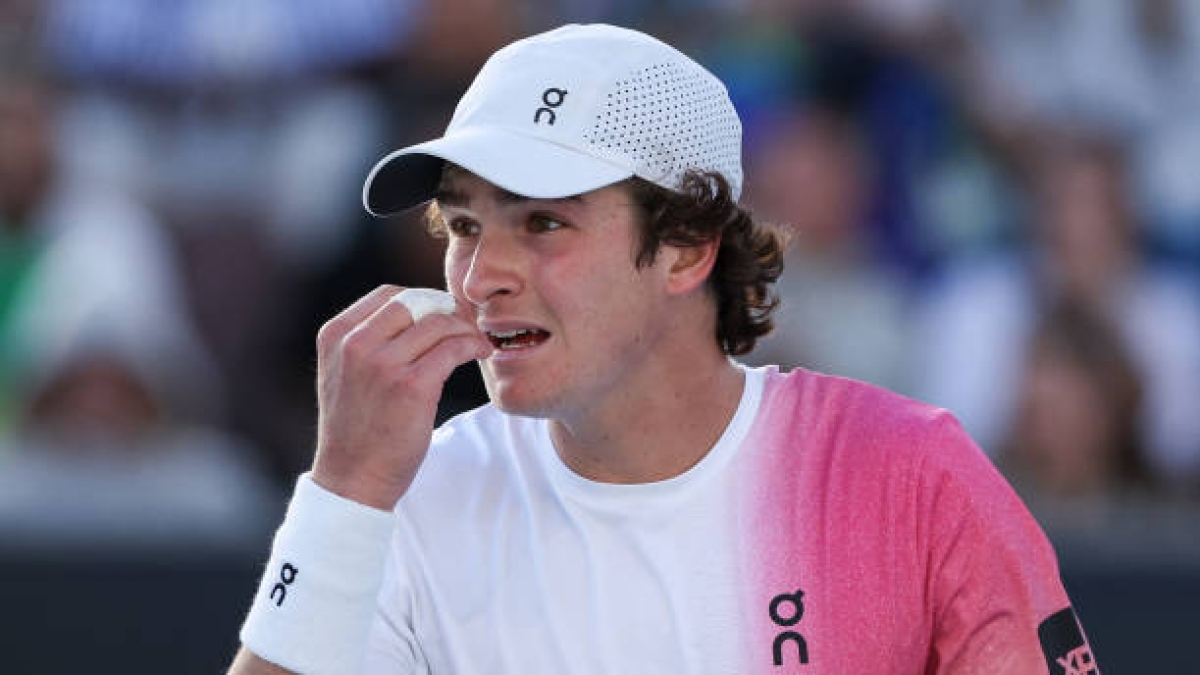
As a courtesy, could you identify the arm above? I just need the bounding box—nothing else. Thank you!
[229,285,490,674]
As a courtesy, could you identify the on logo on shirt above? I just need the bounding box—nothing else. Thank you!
[769,589,810,667]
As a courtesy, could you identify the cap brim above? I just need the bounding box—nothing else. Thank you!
[362,126,634,216]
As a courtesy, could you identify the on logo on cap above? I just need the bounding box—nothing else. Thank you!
[534,87,568,125]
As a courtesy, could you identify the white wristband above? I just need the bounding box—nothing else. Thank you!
[240,473,395,675]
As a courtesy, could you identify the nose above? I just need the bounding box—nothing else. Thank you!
[458,230,523,308]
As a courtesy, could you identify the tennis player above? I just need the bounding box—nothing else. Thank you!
[230,23,1097,674]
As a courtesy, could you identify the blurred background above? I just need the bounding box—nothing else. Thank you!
[1,0,1197,671]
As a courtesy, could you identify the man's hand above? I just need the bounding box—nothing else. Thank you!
[311,285,491,510]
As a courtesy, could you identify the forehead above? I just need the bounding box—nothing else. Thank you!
[433,165,628,211]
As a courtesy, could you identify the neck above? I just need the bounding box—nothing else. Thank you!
[548,347,745,484]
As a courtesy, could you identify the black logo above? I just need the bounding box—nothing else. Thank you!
[770,589,810,667]
[1039,607,1098,674]
[534,87,568,125]
[269,562,299,607]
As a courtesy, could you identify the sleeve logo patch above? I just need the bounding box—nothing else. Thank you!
[1039,607,1098,674]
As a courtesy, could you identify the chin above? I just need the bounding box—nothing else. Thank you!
[483,374,561,419]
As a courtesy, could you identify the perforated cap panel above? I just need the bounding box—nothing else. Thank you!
[583,61,743,197]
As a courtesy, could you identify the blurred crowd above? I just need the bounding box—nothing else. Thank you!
[2,0,1199,556]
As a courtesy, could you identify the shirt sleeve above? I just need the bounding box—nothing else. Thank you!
[921,414,1099,675]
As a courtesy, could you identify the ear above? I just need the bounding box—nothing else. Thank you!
[664,238,720,296]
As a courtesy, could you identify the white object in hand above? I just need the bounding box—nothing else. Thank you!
[392,288,457,321]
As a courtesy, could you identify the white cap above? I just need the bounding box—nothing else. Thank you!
[362,23,743,216]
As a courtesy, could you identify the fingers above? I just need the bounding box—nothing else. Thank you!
[386,311,486,361]
[317,285,404,354]
[319,285,471,358]
[309,286,482,510]
[319,286,488,385]
[341,295,420,355]
[362,313,489,390]
[342,304,484,373]
[403,332,493,391]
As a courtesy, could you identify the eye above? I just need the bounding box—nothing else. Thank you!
[529,214,567,233]
[446,217,480,237]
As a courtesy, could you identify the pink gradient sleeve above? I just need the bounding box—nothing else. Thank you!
[737,368,1092,674]
[917,414,1080,673]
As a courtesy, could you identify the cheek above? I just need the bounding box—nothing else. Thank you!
[567,267,658,344]
[552,255,629,309]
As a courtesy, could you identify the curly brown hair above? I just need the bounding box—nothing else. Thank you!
[626,170,786,356]
[424,167,786,356]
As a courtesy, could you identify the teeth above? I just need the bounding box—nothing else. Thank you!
[490,329,530,339]
[486,328,546,351]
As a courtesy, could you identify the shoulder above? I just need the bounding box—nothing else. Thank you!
[768,370,1049,553]
[752,366,1007,500]
[759,366,960,452]
[761,365,1056,555]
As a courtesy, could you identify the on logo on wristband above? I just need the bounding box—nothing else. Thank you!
[269,562,299,606]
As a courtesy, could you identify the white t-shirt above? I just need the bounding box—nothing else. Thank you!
[364,365,1088,674]
[365,367,764,674]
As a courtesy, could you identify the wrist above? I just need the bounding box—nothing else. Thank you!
[311,458,415,512]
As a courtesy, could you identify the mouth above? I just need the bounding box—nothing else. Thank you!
[486,328,551,351]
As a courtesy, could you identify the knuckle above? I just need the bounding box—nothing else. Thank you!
[316,319,344,353]
[340,330,373,360]
[389,365,435,397]
[373,284,403,305]
[368,360,398,385]
[405,364,446,393]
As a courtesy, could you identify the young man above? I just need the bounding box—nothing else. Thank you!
[231,24,1097,674]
